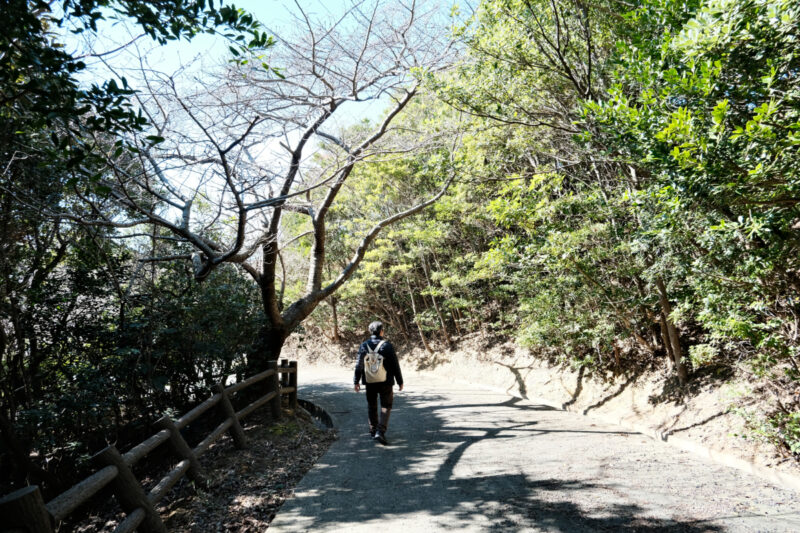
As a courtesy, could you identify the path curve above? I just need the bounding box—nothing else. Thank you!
[270,368,800,532]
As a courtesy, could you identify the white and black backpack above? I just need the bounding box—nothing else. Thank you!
[364,340,388,383]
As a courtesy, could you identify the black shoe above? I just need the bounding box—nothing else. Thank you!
[374,431,388,445]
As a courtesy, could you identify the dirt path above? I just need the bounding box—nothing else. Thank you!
[270,368,800,532]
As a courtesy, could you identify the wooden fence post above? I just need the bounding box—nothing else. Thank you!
[279,359,289,411]
[93,446,166,533]
[268,360,281,421]
[289,361,298,411]
[280,359,289,387]
[0,486,54,533]
[212,383,248,449]
[154,416,206,486]
[0,361,303,530]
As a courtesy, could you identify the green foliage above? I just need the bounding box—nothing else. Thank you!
[317,0,800,458]
[1,229,263,491]
[5,0,800,487]
[584,0,800,371]
[737,407,800,458]
[689,343,718,368]
[441,0,800,452]
[770,411,800,456]
[297,97,502,343]
[1,0,271,179]
[0,0,270,494]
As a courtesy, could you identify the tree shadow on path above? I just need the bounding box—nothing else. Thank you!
[282,383,724,532]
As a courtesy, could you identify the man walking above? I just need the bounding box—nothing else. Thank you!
[354,321,403,445]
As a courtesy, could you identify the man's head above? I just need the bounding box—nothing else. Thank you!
[368,321,384,336]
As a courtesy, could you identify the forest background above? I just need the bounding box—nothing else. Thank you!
[2,0,799,497]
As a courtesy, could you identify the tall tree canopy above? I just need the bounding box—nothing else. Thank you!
[3,0,800,496]
[312,0,800,456]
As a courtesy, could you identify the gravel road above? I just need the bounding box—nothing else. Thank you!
[269,369,800,532]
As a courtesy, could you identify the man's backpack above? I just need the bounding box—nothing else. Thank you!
[364,340,388,383]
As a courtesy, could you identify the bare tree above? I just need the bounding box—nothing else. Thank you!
[69,0,456,367]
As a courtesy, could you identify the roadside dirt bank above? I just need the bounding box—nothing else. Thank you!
[283,332,800,492]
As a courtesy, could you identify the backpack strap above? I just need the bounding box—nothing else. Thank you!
[367,340,387,354]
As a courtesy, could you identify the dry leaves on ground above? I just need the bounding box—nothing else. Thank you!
[160,408,337,532]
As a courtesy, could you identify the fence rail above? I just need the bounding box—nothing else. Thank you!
[0,359,299,533]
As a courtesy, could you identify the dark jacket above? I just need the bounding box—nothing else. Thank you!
[354,335,403,386]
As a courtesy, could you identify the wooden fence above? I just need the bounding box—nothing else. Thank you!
[0,359,299,533]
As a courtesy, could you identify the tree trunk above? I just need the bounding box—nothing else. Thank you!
[655,277,688,385]
[382,287,411,341]
[0,411,61,491]
[329,296,341,342]
[659,313,674,363]
[632,275,660,348]
[420,256,451,348]
[249,321,289,370]
[406,275,433,354]
[397,308,412,343]
[451,309,462,337]
[571,260,656,353]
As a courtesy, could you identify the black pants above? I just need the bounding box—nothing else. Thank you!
[366,381,393,434]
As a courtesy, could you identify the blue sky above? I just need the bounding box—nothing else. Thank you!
[65,0,402,126]
[147,0,359,69]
